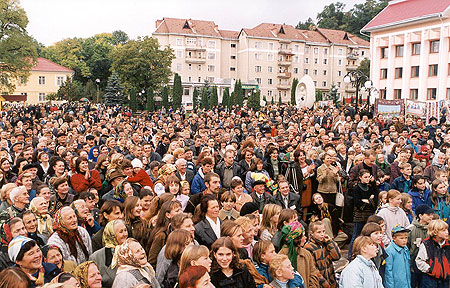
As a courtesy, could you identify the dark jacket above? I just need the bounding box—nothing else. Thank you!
[263,158,286,180]
[251,191,273,213]
[162,261,179,288]
[270,191,302,218]
[91,226,105,252]
[210,265,257,288]
[175,170,194,186]
[391,175,412,193]
[215,161,244,188]
[194,218,221,249]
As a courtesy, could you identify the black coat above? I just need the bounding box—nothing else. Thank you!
[271,191,303,218]
[250,191,273,214]
[263,158,286,180]
[194,218,221,249]
[215,162,244,188]
[210,265,257,288]
[175,170,194,186]
[162,261,179,288]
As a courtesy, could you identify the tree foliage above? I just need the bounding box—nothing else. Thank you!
[129,88,137,111]
[296,18,315,30]
[161,86,169,109]
[233,80,243,106]
[279,95,282,105]
[146,88,155,112]
[111,36,174,108]
[192,87,199,110]
[56,77,84,101]
[172,73,182,109]
[201,86,209,110]
[291,78,299,106]
[247,91,261,111]
[104,71,125,105]
[209,86,218,108]
[317,2,348,31]
[222,87,230,109]
[358,58,370,78]
[0,0,37,93]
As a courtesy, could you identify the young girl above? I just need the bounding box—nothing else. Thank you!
[361,222,388,283]
[219,191,239,221]
[180,180,190,196]
[408,175,431,213]
[375,191,388,214]
[427,179,450,221]
[401,193,415,224]
[260,204,282,242]
[272,209,298,252]
[377,189,410,245]
[165,175,189,211]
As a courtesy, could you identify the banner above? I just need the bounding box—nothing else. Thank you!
[374,99,404,119]
[405,100,426,118]
[425,101,441,124]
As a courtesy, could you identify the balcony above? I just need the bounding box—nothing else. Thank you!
[277,84,290,90]
[347,53,359,60]
[185,57,206,64]
[185,45,206,52]
[279,48,293,55]
[346,64,358,71]
[278,58,292,66]
[277,72,291,78]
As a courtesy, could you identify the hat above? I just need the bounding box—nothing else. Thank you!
[14,132,25,138]
[131,158,143,169]
[252,180,266,188]
[22,163,39,171]
[85,134,95,140]
[415,204,435,216]
[159,164,177,176]
[109,169,125,182]
[391,224,410,236]
[240,202,259,216]
[8,236,33,262]
[56,133,66,138]
[10,142,23,150]
[350,132,357,137]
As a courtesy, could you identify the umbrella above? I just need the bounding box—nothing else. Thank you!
[80,98,89,102]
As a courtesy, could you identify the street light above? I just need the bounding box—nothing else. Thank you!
[343,71,372,113]
[95,79,100,103]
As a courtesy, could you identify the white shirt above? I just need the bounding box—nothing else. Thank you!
[206,216,221,239]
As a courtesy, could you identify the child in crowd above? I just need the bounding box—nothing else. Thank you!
[401,193,415,224]
[416,219,450,287]
[427,179,450,221]
[180,180,190,196]
[367,215,390,248]
[304,221,341,288]
[260,204,282,242]
[272,209,298,252]
[376,191,388,214]
[408,175,431,213]
[361,222,388,284]
[377,189,410,245]
[377,170,391,193]
[407,204,435,288]
[385,225,411,288]
[218,191,239,221]
[391,163,413,193]
[269,254,304,288]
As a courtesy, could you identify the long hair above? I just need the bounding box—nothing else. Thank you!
[123,196,140,225]
[179,245,210,275]
[261,204,282,236]
[149,200,182,242]
[431,179,450,206]
[164,229,193,263]
[211,237,242,272]
[193,194,217,224]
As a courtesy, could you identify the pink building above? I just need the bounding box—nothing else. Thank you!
[362,0,450,101]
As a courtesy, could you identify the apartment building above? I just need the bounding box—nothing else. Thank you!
[3,58,74,104]
[362,0,450,102]
[153,17,369,104]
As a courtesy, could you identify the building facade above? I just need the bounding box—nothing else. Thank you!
[362,0,450,101]
[153,18,370,104]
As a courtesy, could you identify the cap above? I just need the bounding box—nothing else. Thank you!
[415,204,435,216]
[252,180,266,188]
[85,135,95,140]
[22,163,39,171]
[109,169,126,182]
[391,224,411,236]
[131,158,143,169]
[240,202,259,216]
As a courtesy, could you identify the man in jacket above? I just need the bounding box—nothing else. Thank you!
[175,158,194,185]
[271,180,302,219]
[215,150,243,189]
[251,180,273,214]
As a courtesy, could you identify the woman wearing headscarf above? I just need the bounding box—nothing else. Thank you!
[88,147,100,164]
[44,245,77,273]
[89,219,128,288]
[73,260,102,288]
[113,180,135,203]
[112,238,160,288]
[153,164,177,196]
[0,217,27,270]
[47,206,92,265]
[29,196,53,241]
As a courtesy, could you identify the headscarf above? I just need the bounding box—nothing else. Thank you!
[102,220,125,268]
[30,200,53,235]
[0,221,13,246]
[112,238,155,283]
[8,235,33,263]
[53,207,89,261]
[113,180,128,203]
[88,146,99,163]
[280,221,304,270]
[158,164,176,176]
[73,260,96,288]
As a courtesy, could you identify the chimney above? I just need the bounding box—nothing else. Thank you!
[155,19,162,28]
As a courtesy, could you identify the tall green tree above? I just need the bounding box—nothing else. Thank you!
[291,78,299,106]
[84,80,98,101]
[161,86,169,109]
[346,0,388,39]
[172,73,182,109]
[317,2,348,31]
[201,87,209,110]
[111,36,174,108]
[232,80,243,106]
[129,88,137,111]
[279,95,282,105]
[358,58,370,78]
[192,87,199,110]
[210,86,218,108]
[222,87,230,108]
[247,91,261,111]
[271,96,274,105]
[0,0,37,93]
[296,18,315,30]
[146,88,155,112]
[103,71,125,105]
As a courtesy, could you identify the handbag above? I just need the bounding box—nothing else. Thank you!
[335,180,345,207]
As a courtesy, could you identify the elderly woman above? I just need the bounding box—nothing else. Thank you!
[112,238,160,288]
[44,245,77,273]
[29,196,53,241]
[47,206,92,265]
[70,199,101,236]
[73,260,102,288]
[153,164,177,196]
[89,219,128,288]
[0,217,27,270]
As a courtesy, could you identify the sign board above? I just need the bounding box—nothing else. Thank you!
[405,100,426,118]
[374,99,404,119]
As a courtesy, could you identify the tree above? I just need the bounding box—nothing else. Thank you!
[111,36,174,108]
[291,78,299,106]
[146,88,155,112]
[201,87,209,110]
[103,72,125,105]
[111,30,129,46]
[129,88,137,111]
[222,87,230,108]
[232,80,243,106]
[84,80,98,101]
[247,91,261,111]
[358,58,370,78]
[172,73,182,109]
[346,0,388,40]
[56,77,83,101]
[210,86,218,108]
[46,92,57,102]
[0,0,37,93]
[296,18,315,30]
[279,95,282,105]
[192,87,199,110]
[317,2,349,31]
[161,86,169,109]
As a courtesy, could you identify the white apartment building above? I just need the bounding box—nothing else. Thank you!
[153,18,370,104]
[362,0,450,101]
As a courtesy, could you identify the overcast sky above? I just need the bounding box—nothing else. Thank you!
[20,0,365,46]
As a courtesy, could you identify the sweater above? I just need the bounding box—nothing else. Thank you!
[70,170,102,194]
[377,206,410,245]
[127,169,154,188]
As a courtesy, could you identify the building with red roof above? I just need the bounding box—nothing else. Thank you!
[362,0,450,101]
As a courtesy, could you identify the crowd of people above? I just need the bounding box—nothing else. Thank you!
[0,102,449,288]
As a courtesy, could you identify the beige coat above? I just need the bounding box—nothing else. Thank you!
[316,164,339,194]
[279,246,321,288]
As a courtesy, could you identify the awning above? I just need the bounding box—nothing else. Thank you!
[1,95,27,102]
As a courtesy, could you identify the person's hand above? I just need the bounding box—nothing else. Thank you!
[85,169,90,180]
[86,214,94,227]
[324,234,332,242]
[333,166,340,174]
[369,195,375,199]
[369,175,375,182]
[362,199,370,204]
[308,164,315,173]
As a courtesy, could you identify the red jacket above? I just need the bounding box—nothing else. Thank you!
[128,169,154,189]
[70,170,102,193]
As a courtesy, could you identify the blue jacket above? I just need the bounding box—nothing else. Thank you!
[391,175,412,193]
[339,255,383,288]
[385,242,411,288]
[408,188,431,213]
[256,263,304,288]
[191,171,206,195]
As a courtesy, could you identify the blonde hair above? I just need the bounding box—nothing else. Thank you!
[387,189,401,202]
[351,236,376,260]
[268,254,289,279]
[261,204,282,236]
[428,219,449,237]
[179,245,210,275]
[235,216,253,232]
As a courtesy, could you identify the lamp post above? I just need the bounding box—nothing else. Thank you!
[343,71,372,113]
[330,85,338,105]
[95,79,100,103]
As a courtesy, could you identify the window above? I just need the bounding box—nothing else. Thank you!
[38,93,45,102]
[412,43,421,55]
[410,89,418,100]
[268,66,273,73]
[313,70,318,75]
[429,64,438,76]
[269,43,274,50]
[207,77,214,82]
[268,78,273,85]
[176,50,183,58]
[394,89,402,99]
[395,45,404,57]
[268,53,274,61]
[381,47,388,58]
[230,67,236,71]
[255,53,262,60]
[379,89,386,99]
[198,65,202,71]
[207,52,215,60]
[231,55,236,59]
[449,64,450,76]
[313,81,317,86]
[56,76,64,86]
[337,82,341,88]
[323,81,327,87]
[338,48,343,55]
[395,67,403,79]
[323,70,327,76]
[255,66,262,73]
[188,64,192,70]
[268,90,272,97]
[255,42,262,49]
[176,63,182,71]
[338,71,342,76]
[304,58,309,64]
[427,88,437,100]
[38,76,45,85]
[294,56,299,63]
[304,69,309,75]
[186,38,196,45]
[361,51,365,56]
[183,88,190,96]
[256,78,262,84]
[294,45,299,52]
[314,47,319,54]
[430,40,439,53]
[188,76,192,82]
[176,38,183,46]
[294,68,298,74]
[324,48,328,55]
[208,41,216,48]
[447,88,450,100]
[198,77,201,82]
[338,59,342,66]
[305,46,310,53]
[411,66,419,77]
[314,58,318,64]
[380,69,388,79]
[323,59,328,64]
[207,65,215,72]
[231,43,236,48]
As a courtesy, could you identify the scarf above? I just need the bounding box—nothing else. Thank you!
[103,220,122,268]
[73,260,96,288]
[0,222,13,246]
[29,266,45,286]
[113,180,128,203]
[88,147,99,163]
[30,202,53,235]
[280,221,304,270]
[52,207,89,261]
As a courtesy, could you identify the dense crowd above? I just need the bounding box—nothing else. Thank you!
[0,102,449,288]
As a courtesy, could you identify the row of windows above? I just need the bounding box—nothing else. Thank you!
[388,88,442,100]
[380,63,449,79]
[185,76,215,83]
[381,40,440,58]
[36,76,65,86]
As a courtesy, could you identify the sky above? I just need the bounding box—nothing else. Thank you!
[20,0,366,46]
